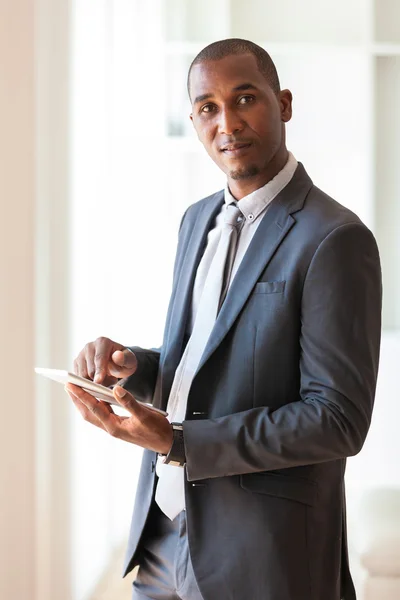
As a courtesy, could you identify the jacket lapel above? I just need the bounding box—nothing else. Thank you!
[195,163,313,374]
[161,191,224,403]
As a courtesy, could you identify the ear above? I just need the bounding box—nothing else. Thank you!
[190,112,201,141]
[279,89,293,123]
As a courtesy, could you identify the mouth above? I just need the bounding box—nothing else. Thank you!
[220,142,252,157]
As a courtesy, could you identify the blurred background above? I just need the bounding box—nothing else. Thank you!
[1,0,400,599]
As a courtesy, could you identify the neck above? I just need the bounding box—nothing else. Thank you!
[228,147,289,201]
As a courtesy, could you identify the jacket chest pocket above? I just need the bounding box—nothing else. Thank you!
[253,280,286,294]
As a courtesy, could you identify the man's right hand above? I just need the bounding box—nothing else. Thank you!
[73,337,138,387]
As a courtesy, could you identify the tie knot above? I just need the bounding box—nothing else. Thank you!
[224,204,243,227]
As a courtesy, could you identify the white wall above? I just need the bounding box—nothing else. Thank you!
[69,2,166,598]
[346,332,400,491]
[35,0,73,598]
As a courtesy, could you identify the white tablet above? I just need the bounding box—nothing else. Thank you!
[35,368,168,416]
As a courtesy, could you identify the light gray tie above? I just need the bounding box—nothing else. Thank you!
[155,204,243,520]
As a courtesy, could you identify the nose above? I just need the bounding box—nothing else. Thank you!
[217,108,244,135]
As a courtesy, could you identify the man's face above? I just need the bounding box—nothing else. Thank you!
[189,54,292,186]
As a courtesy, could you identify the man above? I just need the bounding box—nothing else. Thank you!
[67,39,382,600]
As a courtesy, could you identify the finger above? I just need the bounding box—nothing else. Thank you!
[93,337,112,383]
[65,385,106,430]
[65,388,115,418]
[74,351,90,379]
[97,373,119,388]
[112,385,172,450]
[85,344,96,380]
[112,385,143,417]
[66,384,119,431]
[109,349,138,378]
[101,400,115,414]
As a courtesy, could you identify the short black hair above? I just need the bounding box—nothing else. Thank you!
[187,38,281,99]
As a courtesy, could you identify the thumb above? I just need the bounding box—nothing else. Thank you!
[110,348,138,375]
[113,385,140,414]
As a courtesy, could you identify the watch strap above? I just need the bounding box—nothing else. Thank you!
[161,423,185,467]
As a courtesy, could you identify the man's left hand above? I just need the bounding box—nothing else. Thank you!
[65,384,173,454]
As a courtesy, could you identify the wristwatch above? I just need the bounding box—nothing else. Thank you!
[159,423,185,467]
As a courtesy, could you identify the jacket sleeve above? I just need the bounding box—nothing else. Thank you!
[183,222,382,481]
[121,346,161,404]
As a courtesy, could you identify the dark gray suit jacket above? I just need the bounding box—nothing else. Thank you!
[123,164,382,600]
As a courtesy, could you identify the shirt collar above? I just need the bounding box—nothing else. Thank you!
[224,151,298,222]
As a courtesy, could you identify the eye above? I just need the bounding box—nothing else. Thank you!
[238,95,255,105]
[200,103,217,114]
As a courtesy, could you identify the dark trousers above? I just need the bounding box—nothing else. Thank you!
[132,501,204,600]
